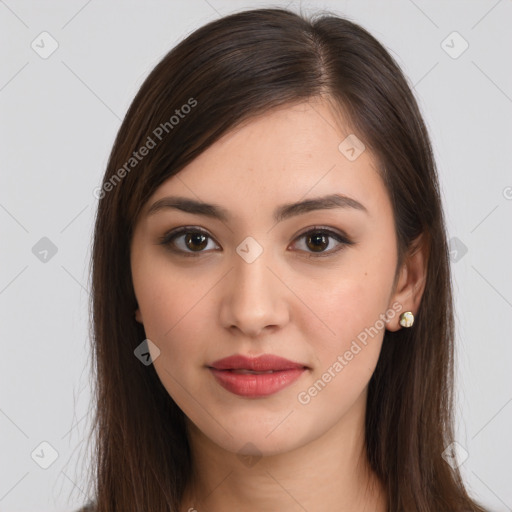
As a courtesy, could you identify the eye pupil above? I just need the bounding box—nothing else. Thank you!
[185,232,208,251]
[306,233,328,252]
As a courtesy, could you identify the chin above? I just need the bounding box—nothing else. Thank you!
[187,409,318,459]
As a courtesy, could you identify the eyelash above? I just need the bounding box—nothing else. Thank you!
[158,225,354,258]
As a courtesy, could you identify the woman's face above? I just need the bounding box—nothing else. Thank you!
[130,99,403,457]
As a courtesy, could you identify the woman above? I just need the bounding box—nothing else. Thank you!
[81,7,489,512]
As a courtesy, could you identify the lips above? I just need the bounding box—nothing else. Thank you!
[209,354,308,372]
[208,354,309,398]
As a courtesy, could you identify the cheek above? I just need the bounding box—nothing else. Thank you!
[292,279,390,423]
[132,253,224,402]
[304,278,388,371]
[133,241,199,323]
[297,249,395,341]
[135,270,212,416]
[134,268,209,360]
[294,247,396,390]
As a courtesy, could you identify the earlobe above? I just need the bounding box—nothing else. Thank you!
[135,308,143,324]
[386,234,428,332]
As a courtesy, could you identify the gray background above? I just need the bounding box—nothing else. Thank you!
[1,0,511,511]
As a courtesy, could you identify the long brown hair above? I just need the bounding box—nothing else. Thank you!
[85,7,488,511]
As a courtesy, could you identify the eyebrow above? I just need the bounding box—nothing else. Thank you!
[146,193,367,223]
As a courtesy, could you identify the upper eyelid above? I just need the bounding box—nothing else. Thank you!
[163,225,348,240]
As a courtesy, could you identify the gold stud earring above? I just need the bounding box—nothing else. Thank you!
[399,311,414,328]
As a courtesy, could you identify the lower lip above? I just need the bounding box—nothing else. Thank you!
[209,368,306,397]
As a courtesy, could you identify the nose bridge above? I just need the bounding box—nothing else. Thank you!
[220,240,288,335]
[234,250,271,302]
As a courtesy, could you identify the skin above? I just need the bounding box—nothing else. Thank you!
[130,98,427,512]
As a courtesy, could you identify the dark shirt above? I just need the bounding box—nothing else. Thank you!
[76,503,96,512]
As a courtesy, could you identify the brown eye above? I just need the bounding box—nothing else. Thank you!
[305,232,329,252]
[159,227,220,256]
[291,227,354,257]
[184,232,208,251]
[159,226,353,258]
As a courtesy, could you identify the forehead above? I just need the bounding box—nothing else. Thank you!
[144,100,389,221]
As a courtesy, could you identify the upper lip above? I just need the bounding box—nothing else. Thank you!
[209,354,308,371]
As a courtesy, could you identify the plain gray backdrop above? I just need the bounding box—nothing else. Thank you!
[1,1,511,511]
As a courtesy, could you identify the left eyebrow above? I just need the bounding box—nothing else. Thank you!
[146,193,368,223]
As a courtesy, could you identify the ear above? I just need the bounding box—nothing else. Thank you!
[386,233,428,332]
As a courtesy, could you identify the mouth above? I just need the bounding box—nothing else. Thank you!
[207,354,309,398]
[209,353,309,372]
[219,369,282,374]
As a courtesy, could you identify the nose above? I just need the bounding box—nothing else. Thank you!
[219,250,290,338]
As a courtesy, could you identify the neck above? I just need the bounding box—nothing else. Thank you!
[180,396,387,512]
